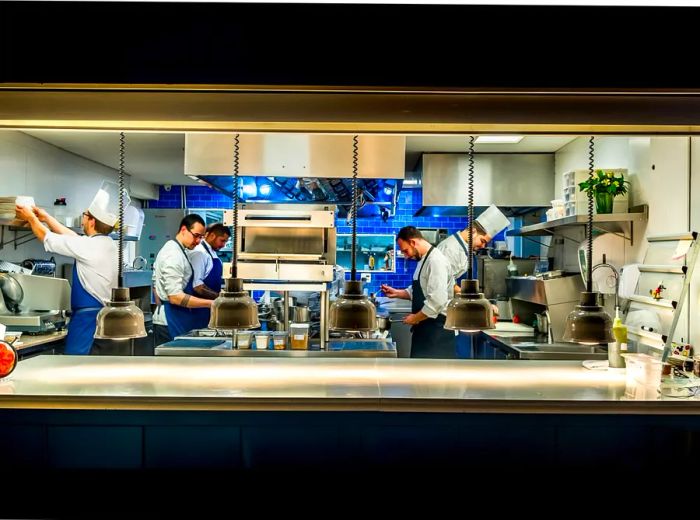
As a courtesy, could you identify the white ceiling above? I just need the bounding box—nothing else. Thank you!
[20,130,578,187]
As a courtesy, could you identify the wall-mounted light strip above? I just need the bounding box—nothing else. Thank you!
[475,135,524,144]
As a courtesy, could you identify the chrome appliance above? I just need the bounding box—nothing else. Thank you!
[0,272,71,332]
[505,273,585,342]
[222,203,336,349]
[224,203,335,282]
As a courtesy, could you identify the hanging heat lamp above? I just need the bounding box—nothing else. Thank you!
[329,135,376,331]
[209,134,260,330]
[562,136,615,345]
[94,132,148,341]
[444,136,494,332]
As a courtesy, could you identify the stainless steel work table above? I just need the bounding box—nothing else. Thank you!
[1,355,697,413]
[154,338,397,358]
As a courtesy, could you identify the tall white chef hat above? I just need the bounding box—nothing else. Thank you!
[475,204,510,237]
[88,180,129,228]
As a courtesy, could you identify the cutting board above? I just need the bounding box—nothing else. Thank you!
[493,322,534,333]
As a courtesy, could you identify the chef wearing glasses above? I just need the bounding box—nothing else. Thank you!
[152,214,214,340]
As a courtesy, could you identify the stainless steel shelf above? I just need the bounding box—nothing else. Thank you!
[638,264,687,274]
[506,204,648,241]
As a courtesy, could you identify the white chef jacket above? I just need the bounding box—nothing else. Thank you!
[404,247,453,319]
[43,232,118,305]
[436,232,469,285]
[189,240,216,288]
[153,239,192,301]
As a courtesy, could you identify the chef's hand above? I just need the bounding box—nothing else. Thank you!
[32,206,50,222]
[491,304,499,324]
[380,284,400,298]
[403,313,422,325]
[15,204,37,223]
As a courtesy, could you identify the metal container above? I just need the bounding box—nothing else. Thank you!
[292,304,310,323]
[376,315,390,332]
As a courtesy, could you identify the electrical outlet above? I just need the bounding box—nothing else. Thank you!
[362,273,372,283]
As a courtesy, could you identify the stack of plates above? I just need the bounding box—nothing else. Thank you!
[0,196,34,221]
[0,197,17,219]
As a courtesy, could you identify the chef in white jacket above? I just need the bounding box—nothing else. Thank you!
[381,226,455,358]
[437,204,511,295]
[16,182,120,355]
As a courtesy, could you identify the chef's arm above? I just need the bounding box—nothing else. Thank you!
[193,283,219,300]
[38,208,78,236]
[403,310,428,325]
[168,292,213,308]
[16,206,48,242]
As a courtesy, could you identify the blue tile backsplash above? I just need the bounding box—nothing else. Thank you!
[147,184,506,295]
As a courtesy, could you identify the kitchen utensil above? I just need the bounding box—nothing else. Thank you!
[21,257,56,276]
[376,314,391,331]
[292,304,310,323]
[132,256,148,270]
[0,273,24,313]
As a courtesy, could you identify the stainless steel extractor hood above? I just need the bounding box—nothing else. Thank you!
[185,133,405,217]
[415,153,555,217]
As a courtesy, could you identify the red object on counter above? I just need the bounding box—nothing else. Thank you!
[512,314,520,324]
[0,340,17,378]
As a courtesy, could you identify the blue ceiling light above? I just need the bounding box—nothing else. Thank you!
[383,184,393,196]
[256,177,273,197]
[241,179,257,198]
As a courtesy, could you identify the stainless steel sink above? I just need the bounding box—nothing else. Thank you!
[511,342,607,360]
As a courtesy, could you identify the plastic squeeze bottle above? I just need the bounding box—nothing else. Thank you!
[609,307,627,368]
[507,257,519,277]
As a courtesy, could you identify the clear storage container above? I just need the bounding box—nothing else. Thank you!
[289,323,309,350]
[254,332,270,350]
[272,331,288,350]
[235,330,253,349]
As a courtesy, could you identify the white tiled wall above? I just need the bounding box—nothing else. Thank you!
[0,130,153,276]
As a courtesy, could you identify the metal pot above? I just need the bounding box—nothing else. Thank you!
[272,297,297,320]
[292,304,310,323]
[376,315,391,332]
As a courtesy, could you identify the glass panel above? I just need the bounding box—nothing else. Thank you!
[336,234,395,272]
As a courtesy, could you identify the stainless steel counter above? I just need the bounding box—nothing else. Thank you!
[155,338,397,358]
[1,355,695,413]
[482,322,608,360]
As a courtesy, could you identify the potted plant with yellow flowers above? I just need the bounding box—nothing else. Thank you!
[578,169,630,214]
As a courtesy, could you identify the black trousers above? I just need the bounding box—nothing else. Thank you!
[410,316,456,359]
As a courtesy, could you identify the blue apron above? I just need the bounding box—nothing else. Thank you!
[191,242,223,330]
[65,236,108,355]
[163,240,202,338]
[410,246,456,359]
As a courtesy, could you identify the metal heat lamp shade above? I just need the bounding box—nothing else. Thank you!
[329,280,377,331]
[329,135,376,331]
[209,278,260,329]
[445,136,493,332]
[562,291,615,344]
[563,136,614,344]
[94,287,148,340]
[94,132,147,342]
[444,279,495,332]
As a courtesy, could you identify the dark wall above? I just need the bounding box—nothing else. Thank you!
[0,2,697,88]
